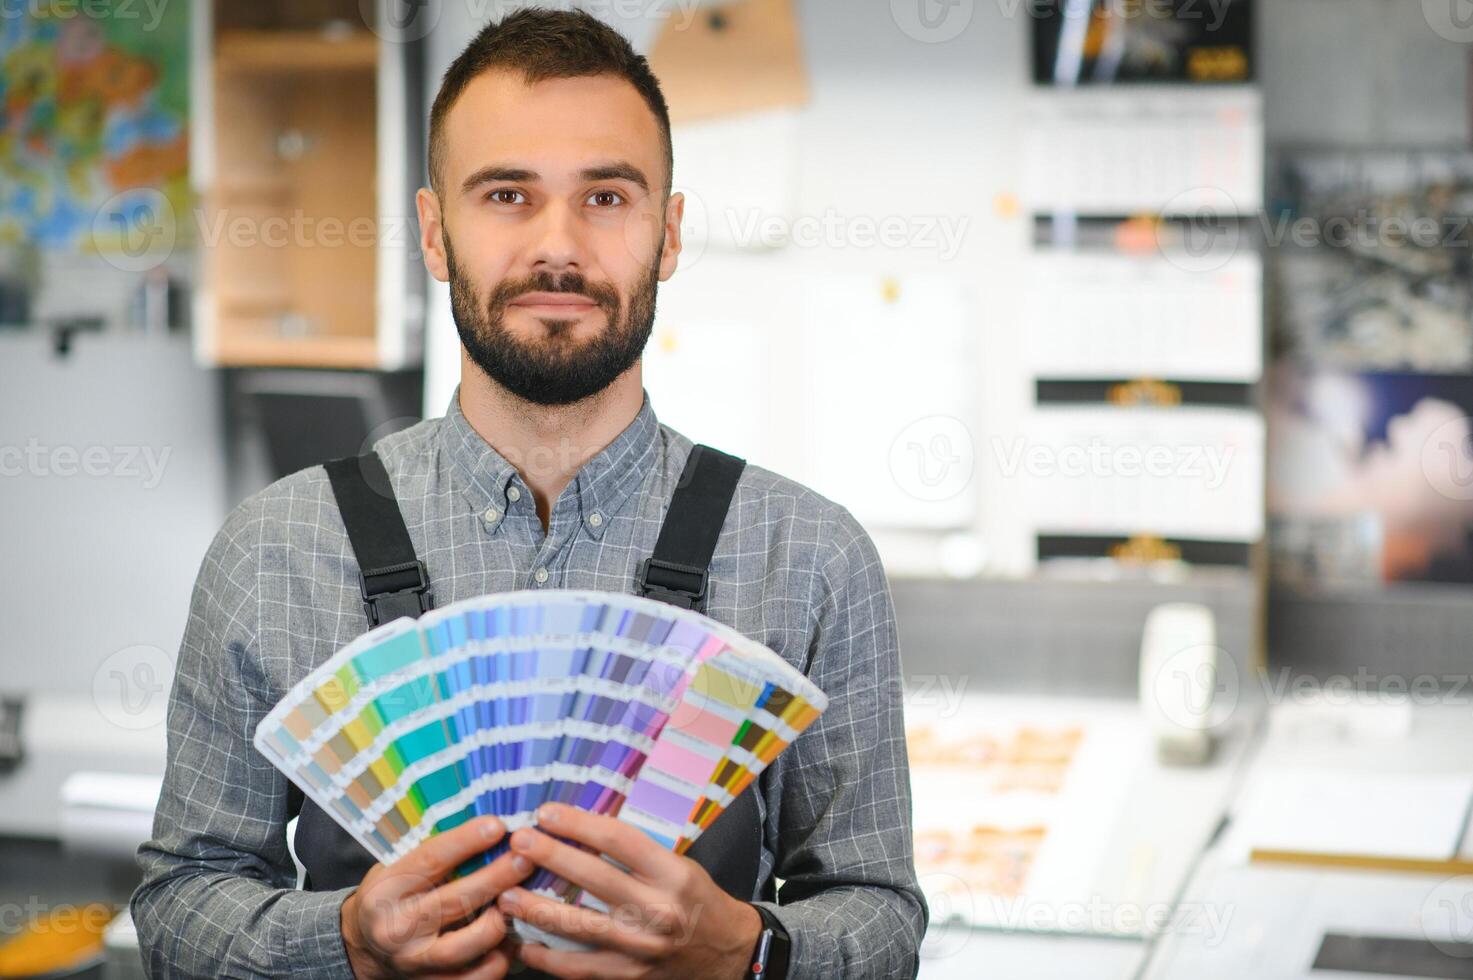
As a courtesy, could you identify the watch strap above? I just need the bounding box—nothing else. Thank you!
[747,904,791,980]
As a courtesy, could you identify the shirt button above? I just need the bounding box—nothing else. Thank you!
[534,567,549,584]
[589,512,603,528]
[506,486,522,502]
[482,507,499,525]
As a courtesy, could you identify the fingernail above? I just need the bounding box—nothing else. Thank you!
[501,888,523,907]
[511,830,534,852]
[537,804,558,825]
[511,854,532,874]
[481,817,502,840]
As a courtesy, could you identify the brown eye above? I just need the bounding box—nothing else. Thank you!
[589,191,623,207]
[488,189,523,205]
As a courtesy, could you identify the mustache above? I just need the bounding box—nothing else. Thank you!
[488,273,620,314]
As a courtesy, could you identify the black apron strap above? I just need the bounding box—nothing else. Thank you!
[636,446,766,905]
[637,445,745,611]
[323,453,434,626]
[292,452,434,891]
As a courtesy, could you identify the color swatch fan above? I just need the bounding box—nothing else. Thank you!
[253,589,826,909]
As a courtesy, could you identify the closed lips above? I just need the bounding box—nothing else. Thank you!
[511,293,595,307]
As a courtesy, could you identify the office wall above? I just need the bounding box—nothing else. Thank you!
[420,0,1469,566]
[2,332,225,696]
[6,0,1464,701]
[1258,0,1468,147]
[411,0,1469,689]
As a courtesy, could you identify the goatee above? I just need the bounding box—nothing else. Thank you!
[446,235,660,406]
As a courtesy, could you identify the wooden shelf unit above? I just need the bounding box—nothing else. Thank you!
[192,0,424,370]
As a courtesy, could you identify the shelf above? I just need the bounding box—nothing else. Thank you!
[194,0,422,371]
[211,331,380,369]
[215,29,378,73]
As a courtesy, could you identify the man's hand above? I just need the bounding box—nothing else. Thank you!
[495,803,763,980]
[341,815,533,979]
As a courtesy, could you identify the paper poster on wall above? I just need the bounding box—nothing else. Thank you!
[1021,405,1265,542]
[1025,252,1262,382]
[641,316,770,462]
[1021,89,1263,216]
[795,275,976,530]
[669,108,801,254]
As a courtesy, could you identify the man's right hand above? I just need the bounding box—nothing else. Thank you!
[341,815,531,979]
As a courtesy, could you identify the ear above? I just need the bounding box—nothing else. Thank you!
[416,187,449,283]
[657,191,684,282]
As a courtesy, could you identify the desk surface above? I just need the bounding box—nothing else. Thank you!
[1139,700,1473,980]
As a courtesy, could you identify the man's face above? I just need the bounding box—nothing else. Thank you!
[418,70,683,406]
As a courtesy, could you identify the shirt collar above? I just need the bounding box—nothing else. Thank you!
[438,384,661,537]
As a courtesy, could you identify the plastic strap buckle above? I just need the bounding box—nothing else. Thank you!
[358,559,433,626]
[637,557,708,610]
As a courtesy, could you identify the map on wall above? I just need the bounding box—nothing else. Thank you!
[0,3,190,255]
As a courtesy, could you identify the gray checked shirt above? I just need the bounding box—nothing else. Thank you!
[133,385,927,979]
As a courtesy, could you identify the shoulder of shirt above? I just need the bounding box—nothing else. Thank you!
[205,417,442,564]
[665,425,884,593]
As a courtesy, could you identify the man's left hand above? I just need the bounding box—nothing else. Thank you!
[495,803,762,979]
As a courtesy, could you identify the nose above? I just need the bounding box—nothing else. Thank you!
[527,196,584,275]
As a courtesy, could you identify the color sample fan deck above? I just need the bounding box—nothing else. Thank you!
[253,589,827,903]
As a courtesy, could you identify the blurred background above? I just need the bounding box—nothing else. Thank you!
[4,0,1473,977]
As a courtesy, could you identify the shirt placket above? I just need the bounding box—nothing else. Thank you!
[518,481,581,590]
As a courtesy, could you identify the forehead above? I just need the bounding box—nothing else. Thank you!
[442,69,664,187]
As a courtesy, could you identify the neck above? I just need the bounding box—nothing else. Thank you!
[456,354,645,530]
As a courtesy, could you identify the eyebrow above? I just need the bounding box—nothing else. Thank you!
[460,161,650,195]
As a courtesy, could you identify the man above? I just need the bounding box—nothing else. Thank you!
[133,8,926,979]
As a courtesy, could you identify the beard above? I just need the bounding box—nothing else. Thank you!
[445,232,661,407]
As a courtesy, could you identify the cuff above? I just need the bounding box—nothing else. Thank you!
[750,900,841,979]
[286,886,358,979]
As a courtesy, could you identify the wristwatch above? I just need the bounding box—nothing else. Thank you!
[746,904,791,980]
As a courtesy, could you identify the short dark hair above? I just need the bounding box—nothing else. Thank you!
[428,8,673,201]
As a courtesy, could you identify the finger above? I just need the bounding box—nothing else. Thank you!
[403,905,508,974]
[419,944,512,980]
[515,940,643,980]
[498,887,664,960]
[424,850,536,925]
[508,828,661,910]
[390,817,506,896]
[530,804,673,883]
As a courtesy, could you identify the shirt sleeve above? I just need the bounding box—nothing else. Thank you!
[752,507,930,979]
[130,516,356,979]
